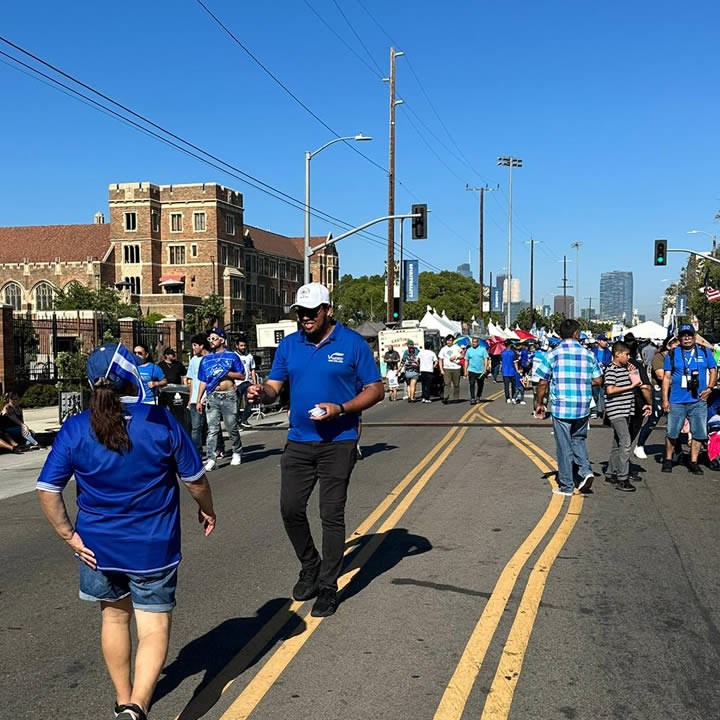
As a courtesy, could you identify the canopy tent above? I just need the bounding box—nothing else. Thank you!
[419,306,451,333]
[514,329,536,340]
[624,320,667,341]
[504,328,520,340]
[487,321,507,338]
[355,321,386,339]
[440,310,462,335]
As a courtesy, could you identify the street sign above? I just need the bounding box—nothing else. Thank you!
[677,295,687,316]
[404,259,419,302]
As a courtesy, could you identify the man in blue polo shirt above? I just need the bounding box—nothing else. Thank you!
[591,334,612,417]
[247,283,383,617]
[661,324,717,474]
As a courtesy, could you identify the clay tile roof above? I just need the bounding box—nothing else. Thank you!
[244,225,327,261]
[0,224,111,263]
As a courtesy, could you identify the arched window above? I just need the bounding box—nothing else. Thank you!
[3,283,22,310]
[124,276,141,294]
[34,282,55,311]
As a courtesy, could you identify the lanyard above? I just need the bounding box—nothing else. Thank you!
[681,347,697,376]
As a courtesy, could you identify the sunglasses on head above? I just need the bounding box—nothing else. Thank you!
[296,306,323,319]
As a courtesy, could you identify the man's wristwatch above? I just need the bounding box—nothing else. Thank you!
[338,404,346,416]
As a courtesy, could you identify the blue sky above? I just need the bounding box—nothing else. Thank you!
[2,0,719,321]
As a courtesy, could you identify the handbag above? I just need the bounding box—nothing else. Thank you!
[398,371,406,383]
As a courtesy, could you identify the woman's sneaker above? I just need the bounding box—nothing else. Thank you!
[116,705,147,720]
[633,446,648,460]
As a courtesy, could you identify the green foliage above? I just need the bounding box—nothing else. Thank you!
[184,294,225,334]
[332,274,385,325]
[403,271,481,321]
[55,349,89,391]
[141,312,166,325]
[20,383,58,408]
[53,281,139,321]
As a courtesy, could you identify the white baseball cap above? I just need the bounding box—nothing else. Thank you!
[291,282,331,309]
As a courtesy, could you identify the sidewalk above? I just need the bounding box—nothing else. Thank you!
[0,404,288,501]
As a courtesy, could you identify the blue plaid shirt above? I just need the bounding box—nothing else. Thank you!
[536,339,602,419]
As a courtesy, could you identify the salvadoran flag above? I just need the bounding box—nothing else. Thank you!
[106,343,147,403]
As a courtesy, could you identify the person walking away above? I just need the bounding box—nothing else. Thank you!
[535,319,602,496]
[491,351,501,383]
[500,340,517,403]
[186,334,210,457]
[591,335,612,418]
[635,336,679,460]
[418,342,438,403]
[133,345,167,405]
[513,355,527,405]
[233,338,257,429]
[439,334,462,404]
[1,391,40,447]
[604,341,651,492]
[36,343,215,720]
[247,283,383,617]
[465,337,489,404]
[157,347,186,385]
[661,324,717,475]
[196,328,245,471]
[399,340,421,402]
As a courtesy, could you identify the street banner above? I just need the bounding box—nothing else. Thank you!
[404,259,419,302]
[676,295,687,315]
[491,287,502,312]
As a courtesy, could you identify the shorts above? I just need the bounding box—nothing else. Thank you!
[667,401,708,441]
[404,370,420,380]
[79,563,178,612]
[386,369,399,389]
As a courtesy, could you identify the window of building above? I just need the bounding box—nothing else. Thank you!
[248,284,257,303]
[269,260,278,278]
[233,248,240,267]
[220,244,228,266]
[4,283,22,310]
[279,262,286,279]
[124,276,141,294]
[230,278,243,299]
[35,282,55,311]
[151,212,160,232]
[170,213,183,232]
[191,244,198,258]
[193,212,206,231]
[251,255,257,273]
[123,244,140,264]
[245,253,251,271]
[282,288,288,305]
[169,245,186,265]
[259,285,266,304]
[226,214,235,235]
[124,212,137,231]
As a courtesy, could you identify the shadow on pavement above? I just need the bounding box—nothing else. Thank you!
[155,597,305,720]
[358,442,398,459]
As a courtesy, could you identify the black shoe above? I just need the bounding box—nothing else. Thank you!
[11,446,22,454]
[311,587,338,617]
[442,399,448,405]
[661,460,673,473]
[604,473,618,484]
[688,462,705,476]
[615,479,637,492]
[240,421,253,429]
[116,705,147,720]
[292,562,320,601]
[577,473,594,493]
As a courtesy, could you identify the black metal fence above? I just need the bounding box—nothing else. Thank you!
[132,322,168,362]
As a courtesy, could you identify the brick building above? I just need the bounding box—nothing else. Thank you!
[0,181,339,330]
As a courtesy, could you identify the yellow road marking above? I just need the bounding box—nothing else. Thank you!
[220,418,477,719]
[481,494,583,719]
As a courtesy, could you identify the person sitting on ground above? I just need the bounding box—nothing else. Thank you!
[1,391,40,447]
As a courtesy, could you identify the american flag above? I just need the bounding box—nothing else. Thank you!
[704,286,720,302]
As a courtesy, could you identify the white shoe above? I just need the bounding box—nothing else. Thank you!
[204,458,216,471]
[230,452,242,466]
[633,446,647,460]
[506,399,511,404]
[552,488,574,496]
[518,401,527,405]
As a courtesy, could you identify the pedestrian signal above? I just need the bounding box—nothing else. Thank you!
[654,239,667,266]
[411,204,427,240]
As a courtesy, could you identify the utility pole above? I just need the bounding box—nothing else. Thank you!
[384,47,404,323]
[571,241,581,318]
[526,238,540,327]
[562,255,569,316]
[466,184,499,323]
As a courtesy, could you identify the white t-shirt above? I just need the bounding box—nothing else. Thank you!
[418,348,438,373]
[234,352,256,386]
[386,369,399,388]
[439,345,461,370]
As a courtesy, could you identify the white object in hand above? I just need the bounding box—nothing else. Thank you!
[309,407,327,417]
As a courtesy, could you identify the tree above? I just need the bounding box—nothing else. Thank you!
[403,271,481,322]
[53,282,140,321]
[184,294,225,334]
[332,274,385,326]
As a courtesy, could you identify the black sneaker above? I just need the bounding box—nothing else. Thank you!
[615,479,637,492]
[116,705,147,720]
[292,563,320,601]
[577,473,594,493]
[240,421,253,429]
[311,587,338,617]
[604,473,618,484]
[661,460,673,473]
[688,462,705,476]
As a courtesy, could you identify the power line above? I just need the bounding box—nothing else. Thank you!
[330,0,385,77]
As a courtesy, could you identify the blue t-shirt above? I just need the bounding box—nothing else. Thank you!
[519,348,533,369]
[593,346,612,367]
[501,349,517,377]
[663,345,717,404]
[268,323,382,443]
[36,403,204,574]
[464,345,489,374]
[137,362,165,404]
[198,350,244,394]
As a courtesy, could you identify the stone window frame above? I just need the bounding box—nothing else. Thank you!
[151,211,160,232]
[170,213,183,233]
[124,276,141,294]
[191,244,198,258]
[168,244,186,265]
[34,282,55,311]
[226,214,235,235]
[193,212,207,232]
[123,244,140,264]
[124,212,137,232]
[3,282,22,310]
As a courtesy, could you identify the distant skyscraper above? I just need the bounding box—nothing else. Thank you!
[600,271,633,321]
[496,275,520,304]
[554,294,575,317]
[456,262,472,279]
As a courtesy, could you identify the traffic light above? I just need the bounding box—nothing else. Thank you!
[411,204,427,239]
[392,296,400,321]
[654,239,667,266]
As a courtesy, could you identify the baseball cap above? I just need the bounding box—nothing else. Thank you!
[292,282,331,309]
[86,343,137,390]
[209,327,226,339]
[595,333,608,341]
[163,346,176,355]
[678,324,696,335]
[406,339,414,346]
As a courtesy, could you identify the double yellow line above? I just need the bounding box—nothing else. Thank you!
[433,404,584,720]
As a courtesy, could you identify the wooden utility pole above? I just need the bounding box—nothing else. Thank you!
[562,255,569,316]
[386,47,400,323]
[466,184,498,324]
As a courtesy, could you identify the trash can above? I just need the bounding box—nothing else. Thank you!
[158,384,191,435]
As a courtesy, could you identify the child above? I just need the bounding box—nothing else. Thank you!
[512,353,526,405]
[386,367,399,402]
[603,341,651,492]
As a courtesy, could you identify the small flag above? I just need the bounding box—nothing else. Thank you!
[106,343,147,403]
[704,286,720,302]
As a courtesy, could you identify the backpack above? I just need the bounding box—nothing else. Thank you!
[669,345,710,374]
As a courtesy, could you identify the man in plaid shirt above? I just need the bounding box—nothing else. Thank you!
[535,319,603,496]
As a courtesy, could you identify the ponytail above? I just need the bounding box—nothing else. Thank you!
[89,383,132,453]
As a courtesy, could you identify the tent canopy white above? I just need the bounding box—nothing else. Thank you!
[625,320,667,341]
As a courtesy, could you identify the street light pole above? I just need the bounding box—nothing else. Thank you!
[497,156,523,326]
[466,184,499,324]
[571,241,581,318]
[304,134,372,284]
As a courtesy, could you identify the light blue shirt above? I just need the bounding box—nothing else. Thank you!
[464,345,489,374]
[186,355,201,403]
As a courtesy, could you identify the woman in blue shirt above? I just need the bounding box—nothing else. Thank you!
[37,343,216,720]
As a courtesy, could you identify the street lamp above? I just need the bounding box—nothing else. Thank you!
[688,229,717,254]
[497,156,523,326]
[304,134,372,284]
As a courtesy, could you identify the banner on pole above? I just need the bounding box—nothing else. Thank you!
[676,295,687,316]
[404,259,419,302]
[491,287,502,312]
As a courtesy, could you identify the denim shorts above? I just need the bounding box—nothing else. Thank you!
[667,400,708,441]
[78,563,178,612]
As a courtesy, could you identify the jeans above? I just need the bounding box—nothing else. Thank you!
[491,357,501,382]
[236,381,252,423]
[468,371,485,401]
[636,387,662,447]
[189,404,205,455]
[513,381,525,403]
[551,415,592,492]
[280,440,358,591]
[443,368,461,401]
[5,424,38,445]
[205,390,242,457]
[592,384,605,415]
[503,377,514,401]
[420,371,434,400]
[608,416,632,481]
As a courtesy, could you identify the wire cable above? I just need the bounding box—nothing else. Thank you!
[330,0,385,77]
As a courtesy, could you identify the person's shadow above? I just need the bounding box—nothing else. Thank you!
[154,598,305,720]
[358,442,398,459]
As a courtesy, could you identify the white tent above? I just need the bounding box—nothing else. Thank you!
[419,306,447,333]
[440,310,462,335]
[487,321,507,338]
[625,320,667,341]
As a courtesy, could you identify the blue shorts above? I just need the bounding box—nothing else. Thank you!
[78,563,178,612]
[667,400,708,441]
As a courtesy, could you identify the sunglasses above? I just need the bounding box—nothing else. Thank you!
[134,350,146,356]
[296,306,323,319]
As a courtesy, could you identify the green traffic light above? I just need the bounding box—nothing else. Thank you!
[658,256,664,263]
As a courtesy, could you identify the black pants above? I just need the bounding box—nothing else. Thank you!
[468,371,485,400]
[503,377,514,401]
[280,440,358,591]
[420,371,434,400]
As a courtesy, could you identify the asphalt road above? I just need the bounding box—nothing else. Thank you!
[2,382,720,720]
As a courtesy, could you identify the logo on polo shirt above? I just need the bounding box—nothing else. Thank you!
[328,352,345,364]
